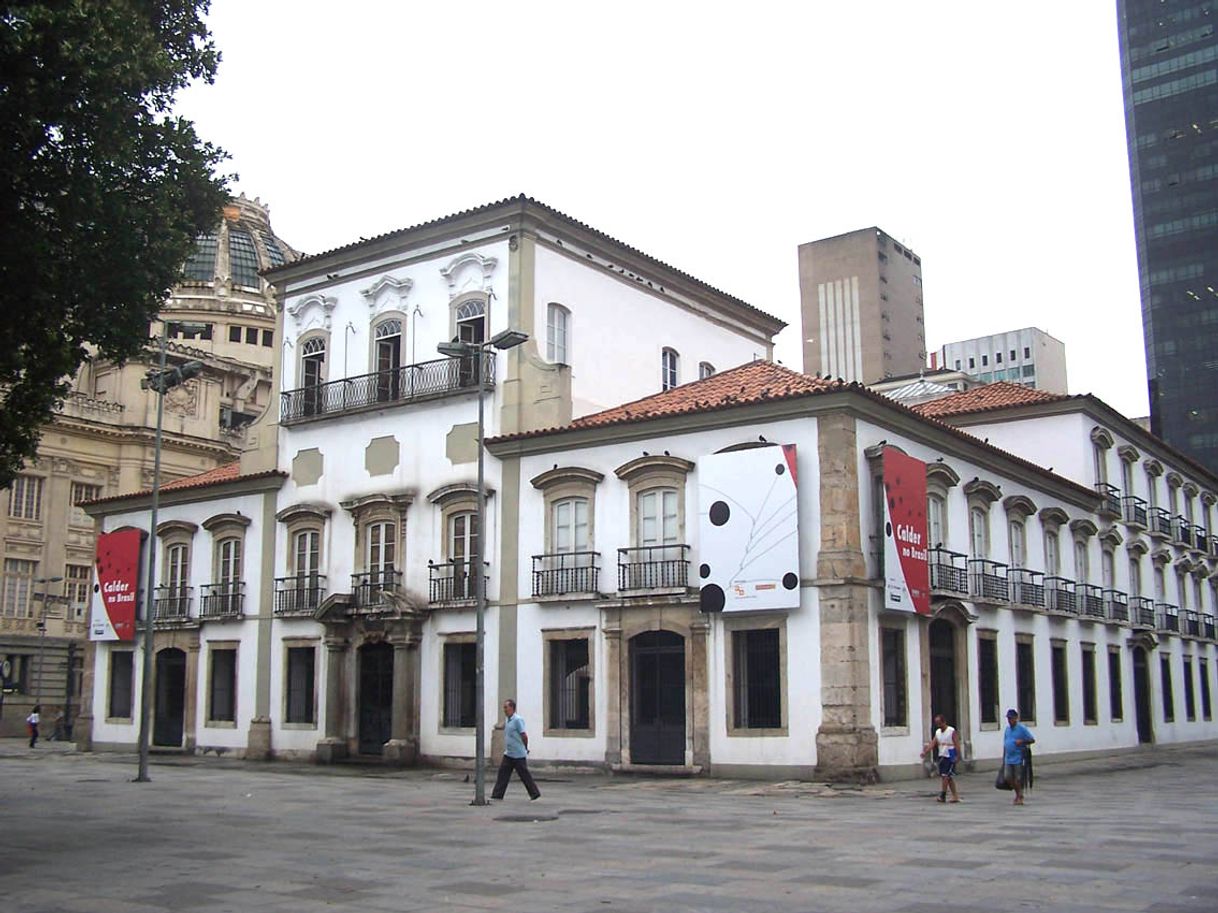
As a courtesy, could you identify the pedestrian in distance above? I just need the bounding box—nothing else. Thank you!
[26,704,41,748]
[921,713,962,803]
[1003,708,1036,805]
[490,698,540,801]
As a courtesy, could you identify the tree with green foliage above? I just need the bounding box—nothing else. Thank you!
[0,0,230,486]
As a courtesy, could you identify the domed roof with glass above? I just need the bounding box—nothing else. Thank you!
[178,193,299,302]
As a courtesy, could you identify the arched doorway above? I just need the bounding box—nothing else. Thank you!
[1132,646,1153,744]
[929,619,959,733]
[630,630,685,764]
[153,648,186,747]
[358,642,394,755]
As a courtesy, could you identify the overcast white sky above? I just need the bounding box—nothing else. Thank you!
[178,0,1145,416]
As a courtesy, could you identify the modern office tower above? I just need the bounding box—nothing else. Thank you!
[798,227,926,384]
[932,327,1069,394]
[1117,0,1218,472]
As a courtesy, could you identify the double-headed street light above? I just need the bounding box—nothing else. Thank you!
[133,321,205,783]
[437,327,529,806]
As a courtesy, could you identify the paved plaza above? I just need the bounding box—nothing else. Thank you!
[2,741,1216,913]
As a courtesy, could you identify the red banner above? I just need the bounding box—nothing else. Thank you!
[882,448,930,615]
[91,528,143,641]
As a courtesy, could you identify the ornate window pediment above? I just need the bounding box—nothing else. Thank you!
[1098,526,1124,548]
[1069,518,1099,539]
[202,512,252,532]
[530,467,605,491]
[925,461,962,494]
[1090,426,1115,449]
[440,252,497,300]
[1126,537,1149,557]
[614,454,695,483]
[1117,444,1140,464]
[428,482,495,506]
[361,275,413,316]
[1002,494,1037,519]
[1039,506,1069,529]
[287,293,337,332]
[156,519,198,538]
[276,503,332,525]
[963,478,1002,505]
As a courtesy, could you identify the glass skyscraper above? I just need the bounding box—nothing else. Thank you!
[1117,0,1218,473]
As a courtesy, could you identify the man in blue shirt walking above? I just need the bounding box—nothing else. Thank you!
[491,699,540,801]
[1003,709,1035,806]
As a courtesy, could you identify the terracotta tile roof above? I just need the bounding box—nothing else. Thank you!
[85,462,285,507]
[263,194,785,331]
[911,381,1070,418]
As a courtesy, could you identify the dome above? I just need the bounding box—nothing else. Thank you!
[180,194,299,291]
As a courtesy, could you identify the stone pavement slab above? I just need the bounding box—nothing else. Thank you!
[1,741,1217,912]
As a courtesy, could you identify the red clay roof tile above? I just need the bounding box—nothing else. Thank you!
[911,381,1069,418]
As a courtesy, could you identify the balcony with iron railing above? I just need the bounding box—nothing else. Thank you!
[1045,576,1077,614]
[280,355,494,425]
[1183,609,1201,637]
[1155,602,1180,632]
[1189,524,1207,552]
[618,545,690,593]
[274,575,327,616]
[351,570,403,610]
[1095,483,1121,518]
[1204,614,1217,640]
[1210,535,1218,558]
[929,548,968,595]
[1103,588,1129,622]
[969,559,1009,602]
[428,560,488,604]
[1148,507,1173,538]
[1078,583,1105,619]
[532,552,600,598]
[1122,495,1148,528]
[1007,568,1044,608]
[153,585,192,622]
[1174,516,1192,547]
[1130,596,1155,628]
[199,582,244,619]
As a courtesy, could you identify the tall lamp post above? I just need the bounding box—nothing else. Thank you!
[438,327,528,806]
[134,320,205,782]
[33,575,65,706]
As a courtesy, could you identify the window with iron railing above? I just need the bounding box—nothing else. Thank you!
[532,552,599,597]
[618,545,689,591]
[274,575,326,615]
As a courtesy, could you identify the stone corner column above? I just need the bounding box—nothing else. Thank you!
[383,621,423,767]
[315,632,350,764]
[814,412,879,783]
[689,614,711,770]
[74,638,97,752]
[183,634,201,754]
[602,612,623,766]
[246,717,272,760]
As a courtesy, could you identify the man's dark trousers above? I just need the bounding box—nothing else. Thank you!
[491,754,540,799]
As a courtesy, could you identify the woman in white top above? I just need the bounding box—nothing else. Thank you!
[26,704,41,749]
[921,713,962,803]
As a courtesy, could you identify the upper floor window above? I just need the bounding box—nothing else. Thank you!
[456,299,486,345]
[1044,529,1061,575]
[1146,472,1159,510]
[164,543,190,593]
[1154,565,1166,602]
[70,482,101,526]
[300,336,326,387]
[546,304,569,364]
[1073,539,1089,582]
[1121,459,1136,496]
[1101,548,1115,591]
[228,228,260,287]
[8,475,43,521]
[968,506,989,558]
[2,558,37,618]
[699,361,716,380]
[215,537,242,588]
[1129,554,1143,597]
[927,495,946,548]
[553,498,590,555]
[292,529,321,578]
[449,510,479,566]
[65,563,92,619]
[1093,443,1108,486]
[661,348,679,391]
[638,488,680,551]
[1008,519,1026,567]
[366,521,396,577]
[374,318,403,374]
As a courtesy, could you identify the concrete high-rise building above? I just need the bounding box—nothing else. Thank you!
[798,227,926,384]
[932,327,1068,394]
[1117,0,1218,473]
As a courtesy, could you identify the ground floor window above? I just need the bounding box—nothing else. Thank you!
[108,651,134,719]
[732,628,782,730]
[1183,657,1196,722]
[285,646,316,724]
[977,633,999,726]
[209,648,237,723]
[1081,645,1097,725]
[1201,659,1213,721]
[1051,642,1069,724]
[443,641,476,728]
[1108,647,1123,722]
[548,637,591,731]
[1161,656,1175,722]
[880,627,907,728]
[1015,638,1036,723]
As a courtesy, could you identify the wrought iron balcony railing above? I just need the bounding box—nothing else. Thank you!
[1204,614,1217,640]
[1130,596,1155,627]
[428,559,488,604]
[1155,602,1180,632]
[532,552,600,597]
[280,355,494,424]
[153,585,192,621]
[1148,507,1173,538]
[969,558,1009,602]
[618,545,690,591]
[929,548,968,594]
[274,575,327,615]
[1007,567,1045,607]
[1122,495,1147,527]
[1103,588,1129,622]
[1079,583,1105,619]
[1174,516,1192,547]
[1045,576,1077,614]
[351,570,402,609]
[1095,482,1121,517]
[200,581,244,618]
[1183,609,1201,637]
[1189,524,1207,551]
[1210,535,1218,558]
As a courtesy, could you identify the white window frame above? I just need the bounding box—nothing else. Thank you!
[8,475,44,521]
[546,303,569,364]
[661,347,679,391]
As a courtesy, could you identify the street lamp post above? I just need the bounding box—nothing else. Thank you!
[33,575,64,706]
[438,327,528,806]
[134,321,205,782]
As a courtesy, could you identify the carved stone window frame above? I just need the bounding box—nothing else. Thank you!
[925,462,961,550]
[541,626,596,738]
[277,503,331,575]
[340,493,412,573]
[615,455,694,548]
[204,639,239,729]
[297,330,330,387]
[156,519,197,587]
[428,483,491,562]
[439,632,476,735]
[282,636,320,731]
[723,612,789,737]
[203,513,250,586]
[369,311,407,374]
[531,467,602,554]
